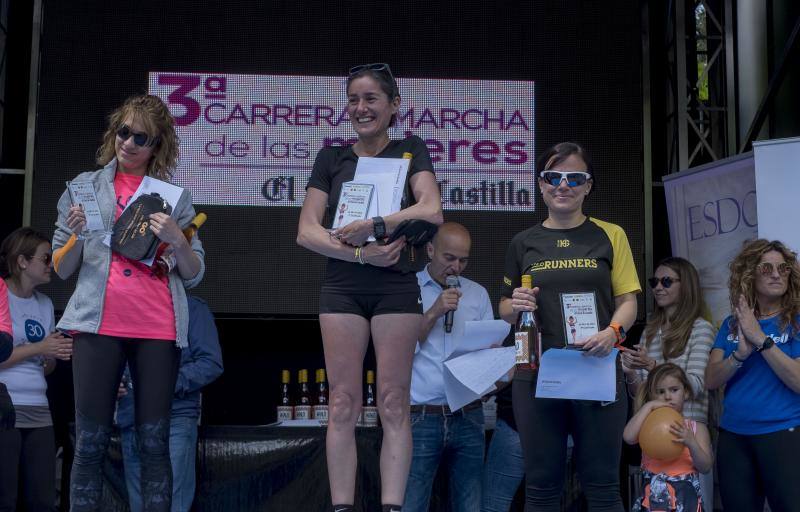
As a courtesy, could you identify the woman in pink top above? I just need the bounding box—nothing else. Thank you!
[52,95,204,512]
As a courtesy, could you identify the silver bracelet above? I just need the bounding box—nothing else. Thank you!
[728,354,744,368]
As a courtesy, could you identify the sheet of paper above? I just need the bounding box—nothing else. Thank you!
[443,346,516,411]
[125,177,185,265]
[535,348,617,401]
[353,157,410,215]
[450,320,511,357]
[67,181,104,232]
[130,176,185,213]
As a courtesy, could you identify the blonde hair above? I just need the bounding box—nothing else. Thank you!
[727,239,800,336]
[95,95,179,181]
[635,362,693,411]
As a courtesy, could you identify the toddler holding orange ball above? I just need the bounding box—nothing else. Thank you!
[623,363,713,511]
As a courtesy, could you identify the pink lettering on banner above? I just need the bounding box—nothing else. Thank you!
[149,72,535,211]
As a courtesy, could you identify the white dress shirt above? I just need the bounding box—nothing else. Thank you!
[410,265,494,405]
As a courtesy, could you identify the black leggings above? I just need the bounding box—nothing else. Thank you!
[0,425,56,512]
[70,333,179,512]
[717,426,800,511]
[512,374,628,512]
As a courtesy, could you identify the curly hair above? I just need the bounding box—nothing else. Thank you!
[727,238,800,336]
[0,227,50,280]
[635,362,693,412]
[95,95,179,181]
[644,257,704,359]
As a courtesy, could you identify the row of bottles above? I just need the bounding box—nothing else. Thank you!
[277,369,378,427]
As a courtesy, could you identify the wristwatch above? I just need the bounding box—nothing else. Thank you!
[756,336,775,352]
[609,322,626,344]
[372,216,386,240]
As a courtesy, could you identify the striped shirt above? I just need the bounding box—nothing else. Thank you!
[637,317,716,422]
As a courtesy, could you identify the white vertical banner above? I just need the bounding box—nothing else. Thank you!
[753,137,800,253]
[663,153,758,326]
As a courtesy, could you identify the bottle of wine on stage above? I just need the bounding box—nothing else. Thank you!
[363,370,378,427]
[312,368,329,425]
[294,369,312,420]
[277,369,293,421]
[153,212,207,276]
[515,274,541,370]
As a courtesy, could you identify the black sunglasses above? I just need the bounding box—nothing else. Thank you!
[116,125,159,147]
[648,276,680,289]
[539,171,592,187]
[27,253,52,266]
[349,63,394,77]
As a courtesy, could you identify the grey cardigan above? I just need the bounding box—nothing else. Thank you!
[52,160,205,348]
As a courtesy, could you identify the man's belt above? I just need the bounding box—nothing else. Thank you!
[408,401,483,415]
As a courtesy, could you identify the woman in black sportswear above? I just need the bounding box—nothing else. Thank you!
[499,142,641,511]
[297,64,442,512]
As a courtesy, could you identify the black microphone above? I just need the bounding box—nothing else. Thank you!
[444,275,460,334]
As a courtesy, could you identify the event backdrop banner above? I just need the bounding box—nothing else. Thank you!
[753,137,800,253]
[663,153,757,326]
[149,72,536,211]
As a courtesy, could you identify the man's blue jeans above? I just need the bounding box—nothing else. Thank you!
[403,406,484,512]
[481,418,524,512]
[121,416,198,512]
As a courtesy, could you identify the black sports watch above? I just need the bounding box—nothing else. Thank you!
[756,336,774,352]
[372,216,386,240]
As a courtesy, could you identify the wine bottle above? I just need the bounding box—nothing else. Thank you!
[294,369,312,420]
[363,370,378,427]
[514,274,542,370]
[153,213,207,276]
[276,369,293,422]
[312,368,329,425]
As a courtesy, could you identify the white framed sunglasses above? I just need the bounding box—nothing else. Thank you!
[539,171,592,187]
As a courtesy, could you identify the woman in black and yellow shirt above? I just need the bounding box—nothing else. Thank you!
[499,142,640,511]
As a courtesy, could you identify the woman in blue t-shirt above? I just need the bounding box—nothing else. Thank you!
[706,239,800,511]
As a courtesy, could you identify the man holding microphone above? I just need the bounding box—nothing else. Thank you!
[404,222,494,512]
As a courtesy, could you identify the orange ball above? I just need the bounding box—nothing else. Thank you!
[639,406,684,461]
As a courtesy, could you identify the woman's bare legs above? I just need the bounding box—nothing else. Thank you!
[320,313,370,505]
[371,313,421,505]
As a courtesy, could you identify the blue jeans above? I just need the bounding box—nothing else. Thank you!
[481,418,524,512]
[403,406,485,512]
[121,416,198,512]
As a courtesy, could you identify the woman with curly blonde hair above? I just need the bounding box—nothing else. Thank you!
[706,239,800,511]
[52,94,204,512]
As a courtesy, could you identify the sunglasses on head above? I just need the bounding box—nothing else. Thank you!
[349,63,394,77]
[27,253,52,266]
[648,276,680,289]
[539,171,592,187]
[756,261,792,276]
[116,125,158,147]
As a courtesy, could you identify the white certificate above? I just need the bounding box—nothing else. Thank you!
[560,292,599,345]
[67,181,104,232]
[535,348,618,401]
[353,157,411,241]
[332,182,374,229]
